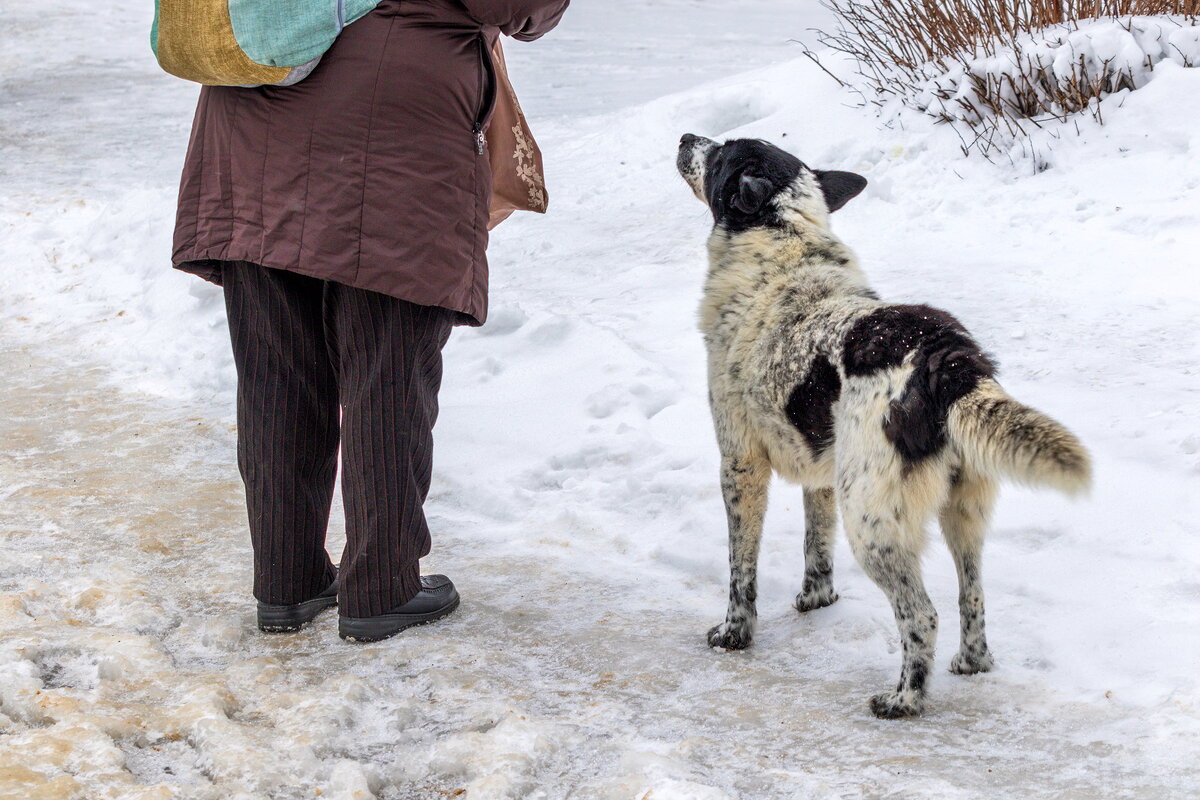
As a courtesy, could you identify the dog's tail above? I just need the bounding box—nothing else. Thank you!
[947,379,1091,496]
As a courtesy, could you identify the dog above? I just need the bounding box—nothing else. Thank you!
[676,134,1091,718]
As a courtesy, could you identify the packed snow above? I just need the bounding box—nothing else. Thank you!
[1,1,1198,798]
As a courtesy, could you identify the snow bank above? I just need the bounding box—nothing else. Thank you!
[916,16,1200,128]
[0,189,232,401]
[2,0,1199,798]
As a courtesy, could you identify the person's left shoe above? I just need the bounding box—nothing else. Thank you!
[257,573,338,633]
[338,575,460,642]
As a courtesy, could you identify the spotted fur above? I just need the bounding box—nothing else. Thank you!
[785,356,841,457]
[677,134,1091,718]
[843,305,997,466]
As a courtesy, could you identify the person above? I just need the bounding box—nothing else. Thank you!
[170,0,570,642]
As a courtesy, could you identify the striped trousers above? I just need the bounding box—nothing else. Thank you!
[221,261,455,618]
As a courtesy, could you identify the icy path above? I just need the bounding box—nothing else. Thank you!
[0,330,1193,799]
[4,0,1200,797]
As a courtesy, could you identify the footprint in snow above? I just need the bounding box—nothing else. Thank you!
[476,306,528,337]
[526,317,572,345]
[587,383,677,420]
[28,646,102,691]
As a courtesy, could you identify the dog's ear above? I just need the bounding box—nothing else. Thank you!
[731,174,774,215]
[814,170,867,212]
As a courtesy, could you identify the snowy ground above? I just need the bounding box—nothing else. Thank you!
[2,2,1199,798]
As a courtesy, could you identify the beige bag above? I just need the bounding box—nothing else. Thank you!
[487,41,549,230]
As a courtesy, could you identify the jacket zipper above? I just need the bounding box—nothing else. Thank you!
[472,33,496,156]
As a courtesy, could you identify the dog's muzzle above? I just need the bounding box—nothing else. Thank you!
[677,133,716,199]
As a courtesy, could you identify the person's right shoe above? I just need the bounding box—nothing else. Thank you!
[338,575,460,642]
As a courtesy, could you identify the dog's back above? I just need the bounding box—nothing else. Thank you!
[834,301,1089,490]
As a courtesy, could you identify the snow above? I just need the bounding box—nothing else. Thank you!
[2,1,1199,798]
[913,16,1200,131]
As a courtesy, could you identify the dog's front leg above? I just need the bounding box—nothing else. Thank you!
[708,452,771,650]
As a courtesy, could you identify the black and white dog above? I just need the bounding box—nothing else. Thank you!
[677,135,1091,718]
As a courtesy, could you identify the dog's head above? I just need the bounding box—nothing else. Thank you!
[676,135,866,232]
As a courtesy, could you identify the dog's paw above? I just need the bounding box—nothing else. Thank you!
[706,622,752,650]
[869,689,925,719]
[795,582,838,613]
[950,649,995,675]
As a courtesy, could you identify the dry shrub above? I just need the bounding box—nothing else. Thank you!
[807,1,1200,157]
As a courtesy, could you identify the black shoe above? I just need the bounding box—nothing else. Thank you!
[338,575,460,642]
[257,573,338,633]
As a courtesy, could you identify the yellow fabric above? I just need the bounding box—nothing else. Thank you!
[156,0,290,86]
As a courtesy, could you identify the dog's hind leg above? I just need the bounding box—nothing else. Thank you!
[796,486,839,612]
[707,451,771,650]
[940,470,998,675]
[844,509,938,718]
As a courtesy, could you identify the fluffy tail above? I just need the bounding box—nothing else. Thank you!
[947,379,1092,496]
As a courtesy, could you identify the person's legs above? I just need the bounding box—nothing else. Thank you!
[323,282,455,620]
[222,261,340,609]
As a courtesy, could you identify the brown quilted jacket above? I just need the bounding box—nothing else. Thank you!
[172,0,570,325]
